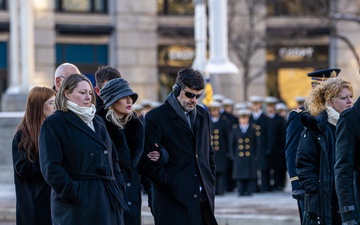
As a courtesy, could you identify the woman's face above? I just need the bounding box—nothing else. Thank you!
[112,96,133,118]
[43,95,56,118]
[327,87,353,113]
[65,80,92,107]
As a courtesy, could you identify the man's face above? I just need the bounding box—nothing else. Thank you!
[177,86,202,112]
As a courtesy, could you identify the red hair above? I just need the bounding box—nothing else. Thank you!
[17,86,56,162]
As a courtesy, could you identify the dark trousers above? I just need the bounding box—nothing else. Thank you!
[261,169,271,192]
[215,171,227,195]
[237,179,255,195]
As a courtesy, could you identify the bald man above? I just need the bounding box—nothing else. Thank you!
[53,62,81,92]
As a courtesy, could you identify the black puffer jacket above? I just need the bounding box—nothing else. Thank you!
[296,111,341,225]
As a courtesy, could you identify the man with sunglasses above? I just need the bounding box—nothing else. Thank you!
[285,68,340,224]
[140,67,218,225]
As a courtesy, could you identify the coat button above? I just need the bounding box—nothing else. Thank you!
[89,153,95,158]
[127,183,131,187]
[194,194,198,199]
[193,174,198,178]
[104,150,108,155]
[127,201,132,205]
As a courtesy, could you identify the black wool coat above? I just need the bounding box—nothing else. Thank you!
[250,113,269,170]
[12,130,51,225]
[97,107,144,225]
[39,110,127,225]
[229,125,259,180]
[140,98,217,225]
[210,116,231,172]
[335,98,360,223]
[267,114,287,169]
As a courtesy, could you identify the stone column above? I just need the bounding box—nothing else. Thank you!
[191,0,207,74]
[1,0,32,111]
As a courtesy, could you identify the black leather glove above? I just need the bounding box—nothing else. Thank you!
[292,188,305,201]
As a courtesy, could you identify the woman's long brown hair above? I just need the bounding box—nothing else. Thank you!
[17,86,56,162]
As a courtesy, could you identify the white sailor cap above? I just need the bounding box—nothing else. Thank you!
[212,94,225,102]
[249,95,263,103]
[234,109,252,117]
[275,103,287,111]
[208,101,222,109]
[264,96,278,104]
[234,102,247,111]
[222,98,235,106]
[295,96,306,103]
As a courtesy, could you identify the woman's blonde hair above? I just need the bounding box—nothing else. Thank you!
[305,77,353,116]
[55,74,96,111]
[105,107,132,129]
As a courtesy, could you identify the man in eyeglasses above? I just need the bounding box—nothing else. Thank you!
[139,67,218,225]
[285,68,340,224]
[53,62,81,92]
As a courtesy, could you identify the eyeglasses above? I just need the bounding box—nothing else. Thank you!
[184,90,202,99]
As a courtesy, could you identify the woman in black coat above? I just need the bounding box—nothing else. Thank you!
[12,86,56,225]
[98,77,144,225]
[39,74,127,225]
[296,77,353,225]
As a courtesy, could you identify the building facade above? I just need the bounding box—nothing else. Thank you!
[0,0,360,111]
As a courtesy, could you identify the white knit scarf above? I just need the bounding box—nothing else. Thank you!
[67,100,96,131]
[325,105,339,126]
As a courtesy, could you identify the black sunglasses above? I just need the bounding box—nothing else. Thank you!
[184,90,202,99]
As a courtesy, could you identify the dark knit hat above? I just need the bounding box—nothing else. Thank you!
[100,78,138,109]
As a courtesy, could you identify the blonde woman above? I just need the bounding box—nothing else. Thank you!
[296,77,353,225]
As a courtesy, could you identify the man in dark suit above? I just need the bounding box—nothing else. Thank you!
[285,68,340,223]
[140,67,218,225]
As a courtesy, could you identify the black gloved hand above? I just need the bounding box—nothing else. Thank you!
[292,188,305,201]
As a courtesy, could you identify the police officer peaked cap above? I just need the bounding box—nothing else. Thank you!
[307,68,341,79]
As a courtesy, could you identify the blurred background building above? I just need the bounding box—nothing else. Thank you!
[0,0,360,111]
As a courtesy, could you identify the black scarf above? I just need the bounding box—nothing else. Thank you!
[166,92,197,129]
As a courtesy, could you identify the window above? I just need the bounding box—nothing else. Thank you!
[56,43,108,86]
[0,0,6,10]
[158,0,194,15]
[55,0,107,13]
[267,0,329,16]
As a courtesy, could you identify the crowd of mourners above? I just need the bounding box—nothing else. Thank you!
[11,64,360,225]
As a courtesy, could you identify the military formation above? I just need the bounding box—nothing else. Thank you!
[206,93,288,197]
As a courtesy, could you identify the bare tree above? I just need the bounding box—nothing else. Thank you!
[228,0,360,100]
[228,0,267,100]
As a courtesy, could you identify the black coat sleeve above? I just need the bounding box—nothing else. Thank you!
[285,110,304,191]
[335,115,360,222]
[295,128,320,193]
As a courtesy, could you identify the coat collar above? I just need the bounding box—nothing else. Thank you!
[55,110,107,148]
[354,97,360,120]
[164,99,205,134]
